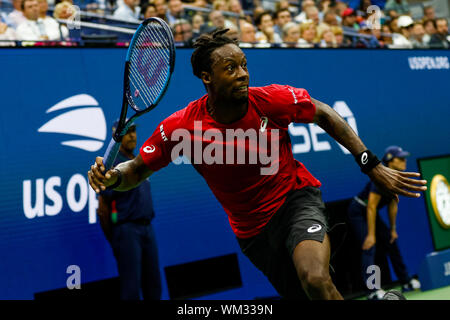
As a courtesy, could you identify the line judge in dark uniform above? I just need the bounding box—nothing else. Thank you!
[97,120,162,300]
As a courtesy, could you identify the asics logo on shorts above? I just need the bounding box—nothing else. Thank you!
[143,145,156,153]
[307,224,322,233]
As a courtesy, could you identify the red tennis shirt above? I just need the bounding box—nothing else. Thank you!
[140,84,321,238]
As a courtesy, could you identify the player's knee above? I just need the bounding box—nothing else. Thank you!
[299,266,332,293]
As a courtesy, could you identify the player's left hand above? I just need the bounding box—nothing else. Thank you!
[390,229,398,244]
[367,163,427,202]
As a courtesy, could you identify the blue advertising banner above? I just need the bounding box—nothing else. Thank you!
[0,48,449,299]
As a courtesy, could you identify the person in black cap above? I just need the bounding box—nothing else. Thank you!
[97,120,161,300]
[347,146,421,300]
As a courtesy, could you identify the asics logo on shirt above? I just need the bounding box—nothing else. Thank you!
[307,224,322,233]
[143,145,156,153]
[260,117,268,132]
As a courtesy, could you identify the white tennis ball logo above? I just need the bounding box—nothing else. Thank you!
[361,152,368,165]
[143,145,156,153]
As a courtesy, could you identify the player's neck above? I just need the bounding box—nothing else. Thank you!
[206,97,248,125]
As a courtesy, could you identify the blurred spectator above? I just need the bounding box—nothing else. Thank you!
[356,21,381,47]
[38,0,69,39]
[113,0,140,22]
[410,22,429,48]
[273,8,292,39]
[53,1,76,19]
[389,16,400,33]
[141,3,157,19]
[282,21,301,46]
[171,18,193,45]
[422,5,435,21]
[342,8,359,31]
[298,21,317,47]
[335,0,348,18]
[429,18,449,48]
[294,0,315,24]
[166,0,188,25]
[208,10,236,31]
[154,0,168,21]
[7,0,27,28]
[16,0,50,40]
[191,13,204,38]
[319,27,337,47]
[225,25,239,41]
[391,15,413,48]
[323,10,338,27]
[357,0,372,18]
[255,11,282,43]
[384,0,409,16]
[275,0,290,12]
[229,0,244,16]
[381,24,393,45]
[0,22,17,44]
[423,19,436,39]
[212,0,228,11]
[228,0,247,29]
[240,21,256,43]
[386,9,399,19]
[305,5,320,25]
[331,25,344,46]
[318,0,332,15]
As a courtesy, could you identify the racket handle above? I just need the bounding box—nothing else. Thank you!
[103,138,121,171]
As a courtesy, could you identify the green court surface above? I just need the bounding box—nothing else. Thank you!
[355,285,450,300]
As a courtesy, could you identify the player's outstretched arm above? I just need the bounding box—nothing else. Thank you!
[311,97,427,201]
[88,154,153,193]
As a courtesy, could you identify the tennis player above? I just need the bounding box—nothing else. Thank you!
[88,29,427,300]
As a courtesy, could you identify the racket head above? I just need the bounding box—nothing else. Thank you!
[125,17,176,114]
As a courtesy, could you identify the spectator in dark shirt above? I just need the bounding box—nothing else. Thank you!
[429,18,449,48]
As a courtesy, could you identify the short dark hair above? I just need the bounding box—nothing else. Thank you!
[141,3,156,15]
[254,11,272,27]
[191,28,238,79]
[21,0,34,10]
[274,8,290,19]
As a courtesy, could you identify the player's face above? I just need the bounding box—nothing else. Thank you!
[208,44,249,103]
[389,157,407,171]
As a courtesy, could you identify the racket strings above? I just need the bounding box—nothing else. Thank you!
[128,22,172,111]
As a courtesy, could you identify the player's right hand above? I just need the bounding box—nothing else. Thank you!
[362,234,376,251]
[87,157,119,193]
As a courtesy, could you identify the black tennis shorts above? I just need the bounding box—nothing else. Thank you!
[236,186,329,299]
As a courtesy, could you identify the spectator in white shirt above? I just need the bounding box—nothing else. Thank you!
[7,0,27,28]
[294,0,315,24]
[391,15,413,48]
[38,0,68,40]
[113,0,141,22]
[0,22,17,45]
[16,0,50,41]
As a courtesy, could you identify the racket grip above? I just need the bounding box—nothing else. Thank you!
[103,138,121,171]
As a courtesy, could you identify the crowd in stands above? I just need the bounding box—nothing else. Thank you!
[1,0,449,48]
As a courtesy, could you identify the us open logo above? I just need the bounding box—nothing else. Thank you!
[38,94,107,152]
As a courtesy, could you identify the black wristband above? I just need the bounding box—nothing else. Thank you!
[355,150,381,174]
[107,169,122,190]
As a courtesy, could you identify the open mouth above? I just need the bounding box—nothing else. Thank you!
[236,86,248,92]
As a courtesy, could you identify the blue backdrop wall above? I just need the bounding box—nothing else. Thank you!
[0,48,449,299]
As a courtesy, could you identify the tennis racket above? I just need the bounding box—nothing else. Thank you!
[103,17,176,170]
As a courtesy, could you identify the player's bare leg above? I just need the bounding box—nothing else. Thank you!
[292,234,343,300]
